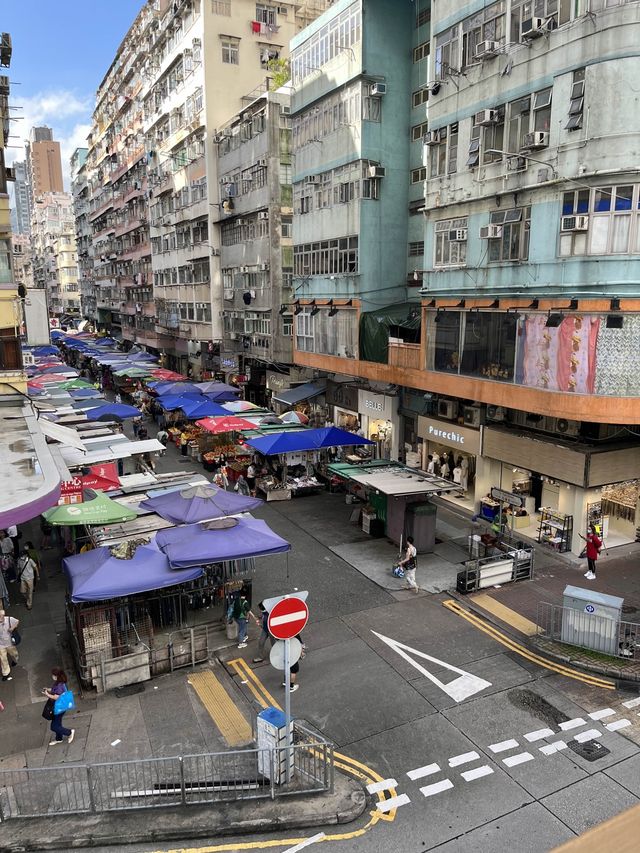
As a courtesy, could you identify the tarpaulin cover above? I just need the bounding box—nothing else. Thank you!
[245,426,374,455]
[86,403,141,421]
[139,482,262,524]
[156,517,290,568]
[359,302,421,364]
[63,544,203,602]
[32,346,59,356]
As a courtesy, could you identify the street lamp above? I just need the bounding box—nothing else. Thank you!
[485,149,558,178]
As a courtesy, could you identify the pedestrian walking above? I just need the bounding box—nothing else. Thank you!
[246,462,257,496]
[281,636,305,693]
[398,536,419,593]
[115,392,122,404]
[6,525,20,560]
[0,571,8,610]
[42,668,75,745]
[17,550,39,610]
[235,473,250,496]
[579,524,602,580]
[231,593,255,649]
[0,531,15,582]
[132,417,141,438]
[252,602,273,662]
[0,610,19,681]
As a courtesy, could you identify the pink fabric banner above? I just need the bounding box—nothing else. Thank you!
[522,315,600,394]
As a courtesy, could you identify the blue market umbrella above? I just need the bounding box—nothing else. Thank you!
[180,399,229,419]
[32,346,59,356]
[86,403,141,421]
[158,393,204,411]
[69,388,103,399]
[139,482,262,524]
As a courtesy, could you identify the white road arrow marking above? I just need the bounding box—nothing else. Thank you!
[371,630,492,703]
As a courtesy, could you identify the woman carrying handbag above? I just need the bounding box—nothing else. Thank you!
[42,668,75,745]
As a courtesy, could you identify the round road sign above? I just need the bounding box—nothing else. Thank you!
[268,596,309,640]
[269,638,303,671]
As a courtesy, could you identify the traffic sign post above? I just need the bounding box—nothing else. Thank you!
[267,594,309,783]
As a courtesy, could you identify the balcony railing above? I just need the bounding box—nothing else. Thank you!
[388,341,420,371]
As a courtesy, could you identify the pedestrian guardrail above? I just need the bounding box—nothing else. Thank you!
[537,601,640,659]
[0,724,333,819]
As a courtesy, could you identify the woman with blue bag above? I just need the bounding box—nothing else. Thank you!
[42,668,75,745]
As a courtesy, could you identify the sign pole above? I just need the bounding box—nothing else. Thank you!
[284,636,291,783]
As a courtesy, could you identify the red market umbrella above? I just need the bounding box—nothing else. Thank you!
[150,369,187,381]
[280,411,309,425]
[196,415,257,434]
[28,374,75,386]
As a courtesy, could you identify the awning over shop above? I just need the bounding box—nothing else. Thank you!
[245,426,374,456]
[272,379,327,406]
[61,439,165,468]
[63,544,203,602]
[39,418,87,451]
[156,517,291,568]
[330,462,460,497]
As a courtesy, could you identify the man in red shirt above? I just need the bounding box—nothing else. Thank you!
[580,525,602,580]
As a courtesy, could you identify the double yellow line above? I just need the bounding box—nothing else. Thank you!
[442,599,615,691]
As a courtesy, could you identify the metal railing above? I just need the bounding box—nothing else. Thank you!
[457,538,534,594]
[537,601,640,659]
[0,726,333,819]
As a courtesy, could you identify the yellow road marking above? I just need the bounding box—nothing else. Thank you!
[188,669,253,747]
[471,592,539,636]
[443,600,615,691]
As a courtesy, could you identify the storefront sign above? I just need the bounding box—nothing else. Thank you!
[59,477,83,505]
[358,390,396,421]
[221,355,239,372]
[490,487,525,508]
[417,416,481,456]
[266,370,290,392]
[327,381,359,412]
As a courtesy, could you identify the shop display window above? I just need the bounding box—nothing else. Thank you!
[430,310,461,371]
[460,312,517,381]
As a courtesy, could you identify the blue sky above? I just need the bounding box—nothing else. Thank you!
[4,1,143,186]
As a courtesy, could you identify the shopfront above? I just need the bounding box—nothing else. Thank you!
[358,390,400,460]
[417,416,482,511]
[327,380,359,432]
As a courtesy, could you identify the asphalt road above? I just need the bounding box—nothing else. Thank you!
[76,434,640,853]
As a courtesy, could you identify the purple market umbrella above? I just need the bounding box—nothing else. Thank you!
[180,399,229,419]
[194,381,240,401]
[86,402,141,421]
[139,482,262,524]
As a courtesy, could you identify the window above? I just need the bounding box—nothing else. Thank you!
[434,25,460,79]
[565,68,585,131]
[363,96,382,121]
[255,4,277,26]
[282,314,293,336]
[292,82,361,150]
[510,0,572,43]
[291,2,361,85]
[412,88,429,108]
[427,311,461,371]
[296,307,315,352]
[462,1,506,69]
[480,109,505,164]
[412,120,429,142]
[460,312,518,382]
[434,218,467,267]
[505,87,551,152]
[487,207,531,261]
[533,87,552,132]
[467,125,480,168]
[281,217,292,238]
[294,236,359,276]
[411,167,427,184]
[221,38,239,65]
[413,40,430,62]
[408,241,424,257]
[416,7,431,27]
[559,185,640,257]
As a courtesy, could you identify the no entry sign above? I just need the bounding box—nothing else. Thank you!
[268,596,309,641]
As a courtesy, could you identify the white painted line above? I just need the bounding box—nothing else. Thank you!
[448,751,480,768]
[606,719,632,732]
[282,833,326,853]
[503,752,534,767]
[539,741,568,756]
[622,697,640,709]
[488,739,519,754]
[370,630,492,703]
[376,794,410,813]
[407,763,440,781]
[269,610,308,626]
[461,765,494,782]
[524,728,554,742]
[559,718,586,731]
[589,708,616,721]
[420,779,454,798]
[366,778,397,795]
[574,729,602,743]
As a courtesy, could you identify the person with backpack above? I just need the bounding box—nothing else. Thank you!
[231,593,255,649]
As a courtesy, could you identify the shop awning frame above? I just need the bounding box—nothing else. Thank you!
[272,379,327,406]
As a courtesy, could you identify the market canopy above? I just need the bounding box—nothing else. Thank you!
[193,381,240,401]
[155,516,291,568]
[245,426,374,455]
[150,369,186,381]
[63,544,203,602]
[58,378,94,390]
[39,419,87,451]
[32,346,59,356]
[43,490,137,526]
[222,400,263,413]
[149,381,199,395]
[139,482,262,524]
[272,379,326,406]
[158,393,204,411]
[180,399,229,419]
[196,415,257,433]
[86,403,141,421]
[69,388,102,399]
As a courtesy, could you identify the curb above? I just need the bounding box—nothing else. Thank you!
[0,772,367,852]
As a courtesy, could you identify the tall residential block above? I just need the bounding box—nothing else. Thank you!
[26,126,64,212]
[10,160,30,235]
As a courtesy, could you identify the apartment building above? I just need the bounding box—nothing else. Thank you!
[10,160,31,235]
[25,126,64,213]
[11,233,33,290]
[31,192,80,318]
[291,0,640,554]
[83,0,331,373]
[70,147,95,323]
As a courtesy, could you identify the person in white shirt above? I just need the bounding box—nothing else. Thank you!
[427,455,436,475]
[0,610,19,680]
[0,531,15,581]
[17,551,39,610]
[6,525,19,560]
[398,536,419,594]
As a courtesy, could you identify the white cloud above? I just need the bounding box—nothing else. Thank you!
[6,89,93,190]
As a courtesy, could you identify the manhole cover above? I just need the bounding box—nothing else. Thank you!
[114,683,146,698]
[567,740,610,762]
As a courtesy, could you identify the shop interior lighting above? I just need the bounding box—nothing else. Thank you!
[610,297,621,310]
[545,312,563,327]
[310,301,320,317]
[294,301,302,315]
[278,304,287,316]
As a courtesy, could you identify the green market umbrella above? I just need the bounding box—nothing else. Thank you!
[58,378,94,390]
[43,490,137,526]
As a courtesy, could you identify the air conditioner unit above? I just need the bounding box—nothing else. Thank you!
[552,417,579,437]
[22,351,35,367]
[239,265,249,273]
[369,165,386,178]
[229,332,238,340]
[463,406,481,428]
[448,228,468,242]
[370,82,387,96]
[521,17,546,40]
[486,405,506,422]
[475,109,499,126]
[258,211,269,220]
[561,215,589,232]
[522,131,549,150]
[224,289,234,299]
[256,158,267,167]
[506,155,527,172]
[423,130,440,146]
[249,290,256,298]
[211,248,221,256]
[236,219,247,226]
[305,175,320,185]
[437,399,457,420]
[475,40,500,59]
[259,263,268,271]
[479,224,503,239]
